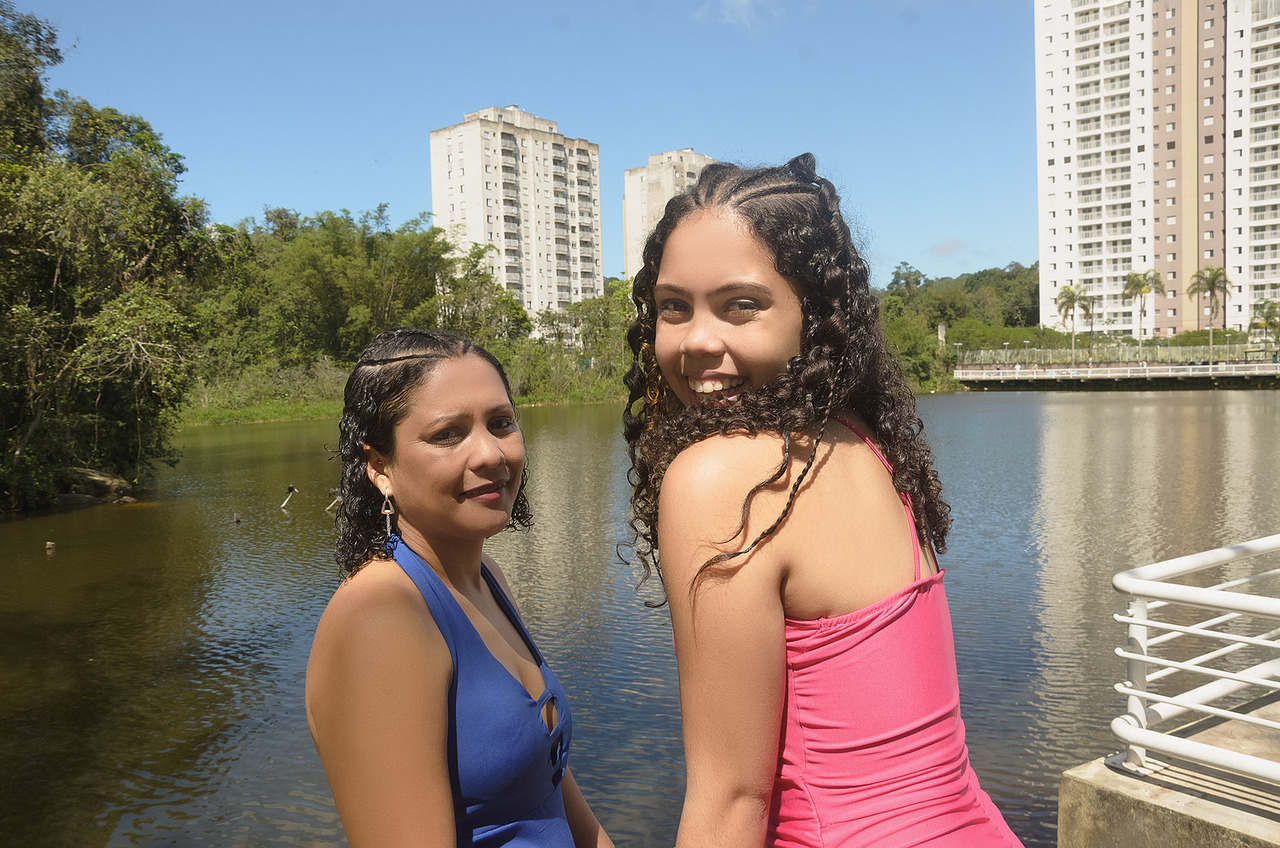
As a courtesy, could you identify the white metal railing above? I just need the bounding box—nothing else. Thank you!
[954,362,1280,380]
[1110,534,1280,784]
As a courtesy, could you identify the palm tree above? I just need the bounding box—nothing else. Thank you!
[1188,266,1232,365]
[1055,285,1090,364]
[1252,299,1280,358]
[1123,270,1165,353]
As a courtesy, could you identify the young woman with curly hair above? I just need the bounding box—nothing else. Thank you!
[623,155,1020,847]
[307,328,612,847]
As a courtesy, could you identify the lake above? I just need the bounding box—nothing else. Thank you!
[1,390,1277,846]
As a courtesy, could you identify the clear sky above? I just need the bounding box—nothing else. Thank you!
[22,0,1036,286]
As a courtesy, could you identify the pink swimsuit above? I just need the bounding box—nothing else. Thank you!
[767,417,1021,847]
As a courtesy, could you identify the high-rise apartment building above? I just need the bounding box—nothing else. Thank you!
[1036,0,1280,340]
[429,106,603,314]
[623,149,717,280]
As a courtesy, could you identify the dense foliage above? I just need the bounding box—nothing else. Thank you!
[879,261,1045,386]
[1,2,222,508]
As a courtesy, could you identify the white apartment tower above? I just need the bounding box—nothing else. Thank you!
[1036,0,1280,340]
[623,149,718,281]
[429,106,603,314]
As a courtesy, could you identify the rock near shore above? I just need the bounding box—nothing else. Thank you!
[58,467,134,505]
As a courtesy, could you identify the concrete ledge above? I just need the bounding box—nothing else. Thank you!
[1059,756,1280,848]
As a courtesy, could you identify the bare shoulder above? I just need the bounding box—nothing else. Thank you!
[662,431,790,504]
[319,559,433,631]
[659,432,797,590]
[308,558,450,683]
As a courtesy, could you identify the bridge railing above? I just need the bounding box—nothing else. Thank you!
[954,362,1280,380]
[1111,533,1280,784]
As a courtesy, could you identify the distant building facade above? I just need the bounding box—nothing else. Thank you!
[1035,0,1280,340]
[429,106,603,314]
[623,149,717,281]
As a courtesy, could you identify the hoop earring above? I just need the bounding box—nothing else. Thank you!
[382,492,395,537]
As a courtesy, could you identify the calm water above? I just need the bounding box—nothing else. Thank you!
[1,391,1277,847]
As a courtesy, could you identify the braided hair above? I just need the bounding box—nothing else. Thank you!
[622,154,950,593]
[336,328,532,577]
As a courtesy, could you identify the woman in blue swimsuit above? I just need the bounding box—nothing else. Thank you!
[307,328,613,847]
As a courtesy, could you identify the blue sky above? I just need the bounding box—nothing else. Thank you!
[23,0,1036,286]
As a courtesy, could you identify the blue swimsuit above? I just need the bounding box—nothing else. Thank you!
[391,537,575,846]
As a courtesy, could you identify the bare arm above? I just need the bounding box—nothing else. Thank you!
[659,436,790,848]
[305,563,456,847]
[561,768,615,848]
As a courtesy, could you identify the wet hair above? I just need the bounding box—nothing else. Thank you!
[622,153,950,590]
[336,328,532,577]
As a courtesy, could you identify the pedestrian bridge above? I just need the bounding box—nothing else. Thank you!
[954,362,1280,391]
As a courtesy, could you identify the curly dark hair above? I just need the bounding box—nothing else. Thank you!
[336,328,532,577]
[622,153,950,590]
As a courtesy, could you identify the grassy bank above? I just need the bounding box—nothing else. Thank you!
[180,358,629,427]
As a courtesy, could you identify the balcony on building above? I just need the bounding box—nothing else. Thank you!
[1103,37,1129,56]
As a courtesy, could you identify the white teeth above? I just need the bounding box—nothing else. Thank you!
[689,376,744,394]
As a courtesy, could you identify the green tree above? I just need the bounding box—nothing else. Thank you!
[563,276,634,379]
[0,0,59,169]
[1252,299,1280,355]
[430,243,530,345]
[1123,269,1164,352]
[1,95,218,507]
[886,262,926,305]
[1189,266,1231,363]
[1054,285,1090,363]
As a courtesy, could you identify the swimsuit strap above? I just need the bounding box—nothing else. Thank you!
[830,415,923,581]
[831,415,891,474]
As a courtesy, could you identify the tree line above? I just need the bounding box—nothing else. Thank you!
[878,260,1047,384]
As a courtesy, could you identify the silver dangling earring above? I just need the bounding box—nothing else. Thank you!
[382,492,395,537]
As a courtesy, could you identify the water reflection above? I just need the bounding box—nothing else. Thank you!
[0,392,1276,847]
[920,390,1280,846]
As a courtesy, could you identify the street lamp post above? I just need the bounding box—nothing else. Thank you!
[1003,341,1010,363]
